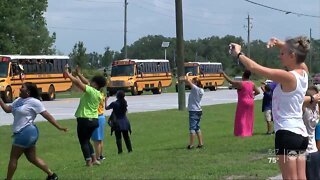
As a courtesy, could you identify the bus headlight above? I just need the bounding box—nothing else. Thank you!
[0,85,4,89]
[127,81,133,85]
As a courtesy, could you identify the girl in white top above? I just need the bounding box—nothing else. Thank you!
[230,36,310,180]
[302,86,320,180]
[0,82,67,180]
[303,86,320,153]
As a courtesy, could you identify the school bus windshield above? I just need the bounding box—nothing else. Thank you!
[184,66,198,76]
[0,62,8,77]
[111,64,134,76]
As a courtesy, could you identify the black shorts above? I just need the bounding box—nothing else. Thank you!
[275,130,308,155]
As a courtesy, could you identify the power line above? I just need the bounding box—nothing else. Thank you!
[132,1,236,26]
[46,16,123,22]
[48,26,120,32]
[73,0,122,3]
[244,0,320,18]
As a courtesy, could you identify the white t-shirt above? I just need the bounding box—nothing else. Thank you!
[303,104,319,153]
[11,97,46,133]
[272,70,308,137]
[188,84,204,111]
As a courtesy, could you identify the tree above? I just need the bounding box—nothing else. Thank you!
[87,51,102,68]
[69,41,88,69]
[101,47,115,67]
[0,0,56,54]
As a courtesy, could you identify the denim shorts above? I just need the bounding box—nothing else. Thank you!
[13,124,39,148]
[189,111,202,133]
[91,115,106,141]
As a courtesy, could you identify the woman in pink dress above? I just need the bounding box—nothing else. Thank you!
[223,70,260,136]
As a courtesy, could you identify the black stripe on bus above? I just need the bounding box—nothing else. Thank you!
[11,76,68,81]
[10,81,71,86]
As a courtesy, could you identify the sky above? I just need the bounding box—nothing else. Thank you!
[46,0,320,55]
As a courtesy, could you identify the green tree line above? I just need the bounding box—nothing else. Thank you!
[69,35,320,77]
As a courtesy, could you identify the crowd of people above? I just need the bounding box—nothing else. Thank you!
[0,36,320,180]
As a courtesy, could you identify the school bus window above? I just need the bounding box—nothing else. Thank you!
[185,66,197,75]
[53,59,58,73]
[0,62,9,77]
[148,63,152,73]
[153,63,157,72]
[111,64,134,76]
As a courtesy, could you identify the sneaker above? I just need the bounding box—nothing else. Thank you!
[46,173,58,180]
[197,145,204,149]
[92,160,101,166]
[187,145,194,149]
[266,132,273,135]
[99,155,106,160]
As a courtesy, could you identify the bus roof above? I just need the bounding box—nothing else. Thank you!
[117,59,169,63]
[186,62,222,65]
[0,55,69,60]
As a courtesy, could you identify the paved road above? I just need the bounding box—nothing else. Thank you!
[0,87,263,126]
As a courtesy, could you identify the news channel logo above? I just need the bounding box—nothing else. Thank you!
[267,149,309,163]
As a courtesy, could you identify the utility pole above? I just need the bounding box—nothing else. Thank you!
[175,0,186,111]
[309,28,312,74]
[124,0,128,59]
[245,14,252,58]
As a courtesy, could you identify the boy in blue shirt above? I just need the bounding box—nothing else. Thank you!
[261,84,273,135]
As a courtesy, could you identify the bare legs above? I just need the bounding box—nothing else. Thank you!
[188,133,196,147]
[93,140,104,159]
[267,121,273,134]
[196,131,203,146]
[188,131,203,148]
[6,145,54,180]
[278,155,306,180]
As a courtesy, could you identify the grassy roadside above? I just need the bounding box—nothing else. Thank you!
[0,100,279,179]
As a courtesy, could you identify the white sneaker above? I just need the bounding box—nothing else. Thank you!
[92,160,101,165]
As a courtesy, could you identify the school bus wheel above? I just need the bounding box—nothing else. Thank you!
[131,83,138,96]
[48,85,56,100]
[3,86,13,103]
[209,83,217,91]
[42,85,55,101]
[152,82,162,94]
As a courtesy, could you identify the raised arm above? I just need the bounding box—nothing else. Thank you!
[75,66,90,85]
[40,111,68,132]
[230,43,295,87]
[253,84,260,96]
[267,37,285,49]
[185,74,193,88]
[0,98,12,113]
[64,68,86,92]
[222,72,242,89]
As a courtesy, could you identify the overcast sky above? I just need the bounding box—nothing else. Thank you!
[46,0,320,55]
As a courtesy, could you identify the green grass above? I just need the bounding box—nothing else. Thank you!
[0,100,280,179]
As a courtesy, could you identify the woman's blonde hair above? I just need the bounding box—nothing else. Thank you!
[286,36,310,63]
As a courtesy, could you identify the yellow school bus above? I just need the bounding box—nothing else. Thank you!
[0,55,72,102]
[107,59,172,96]
[176,62,224,91]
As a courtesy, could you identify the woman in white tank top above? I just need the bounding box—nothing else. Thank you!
[229,36,310,180]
